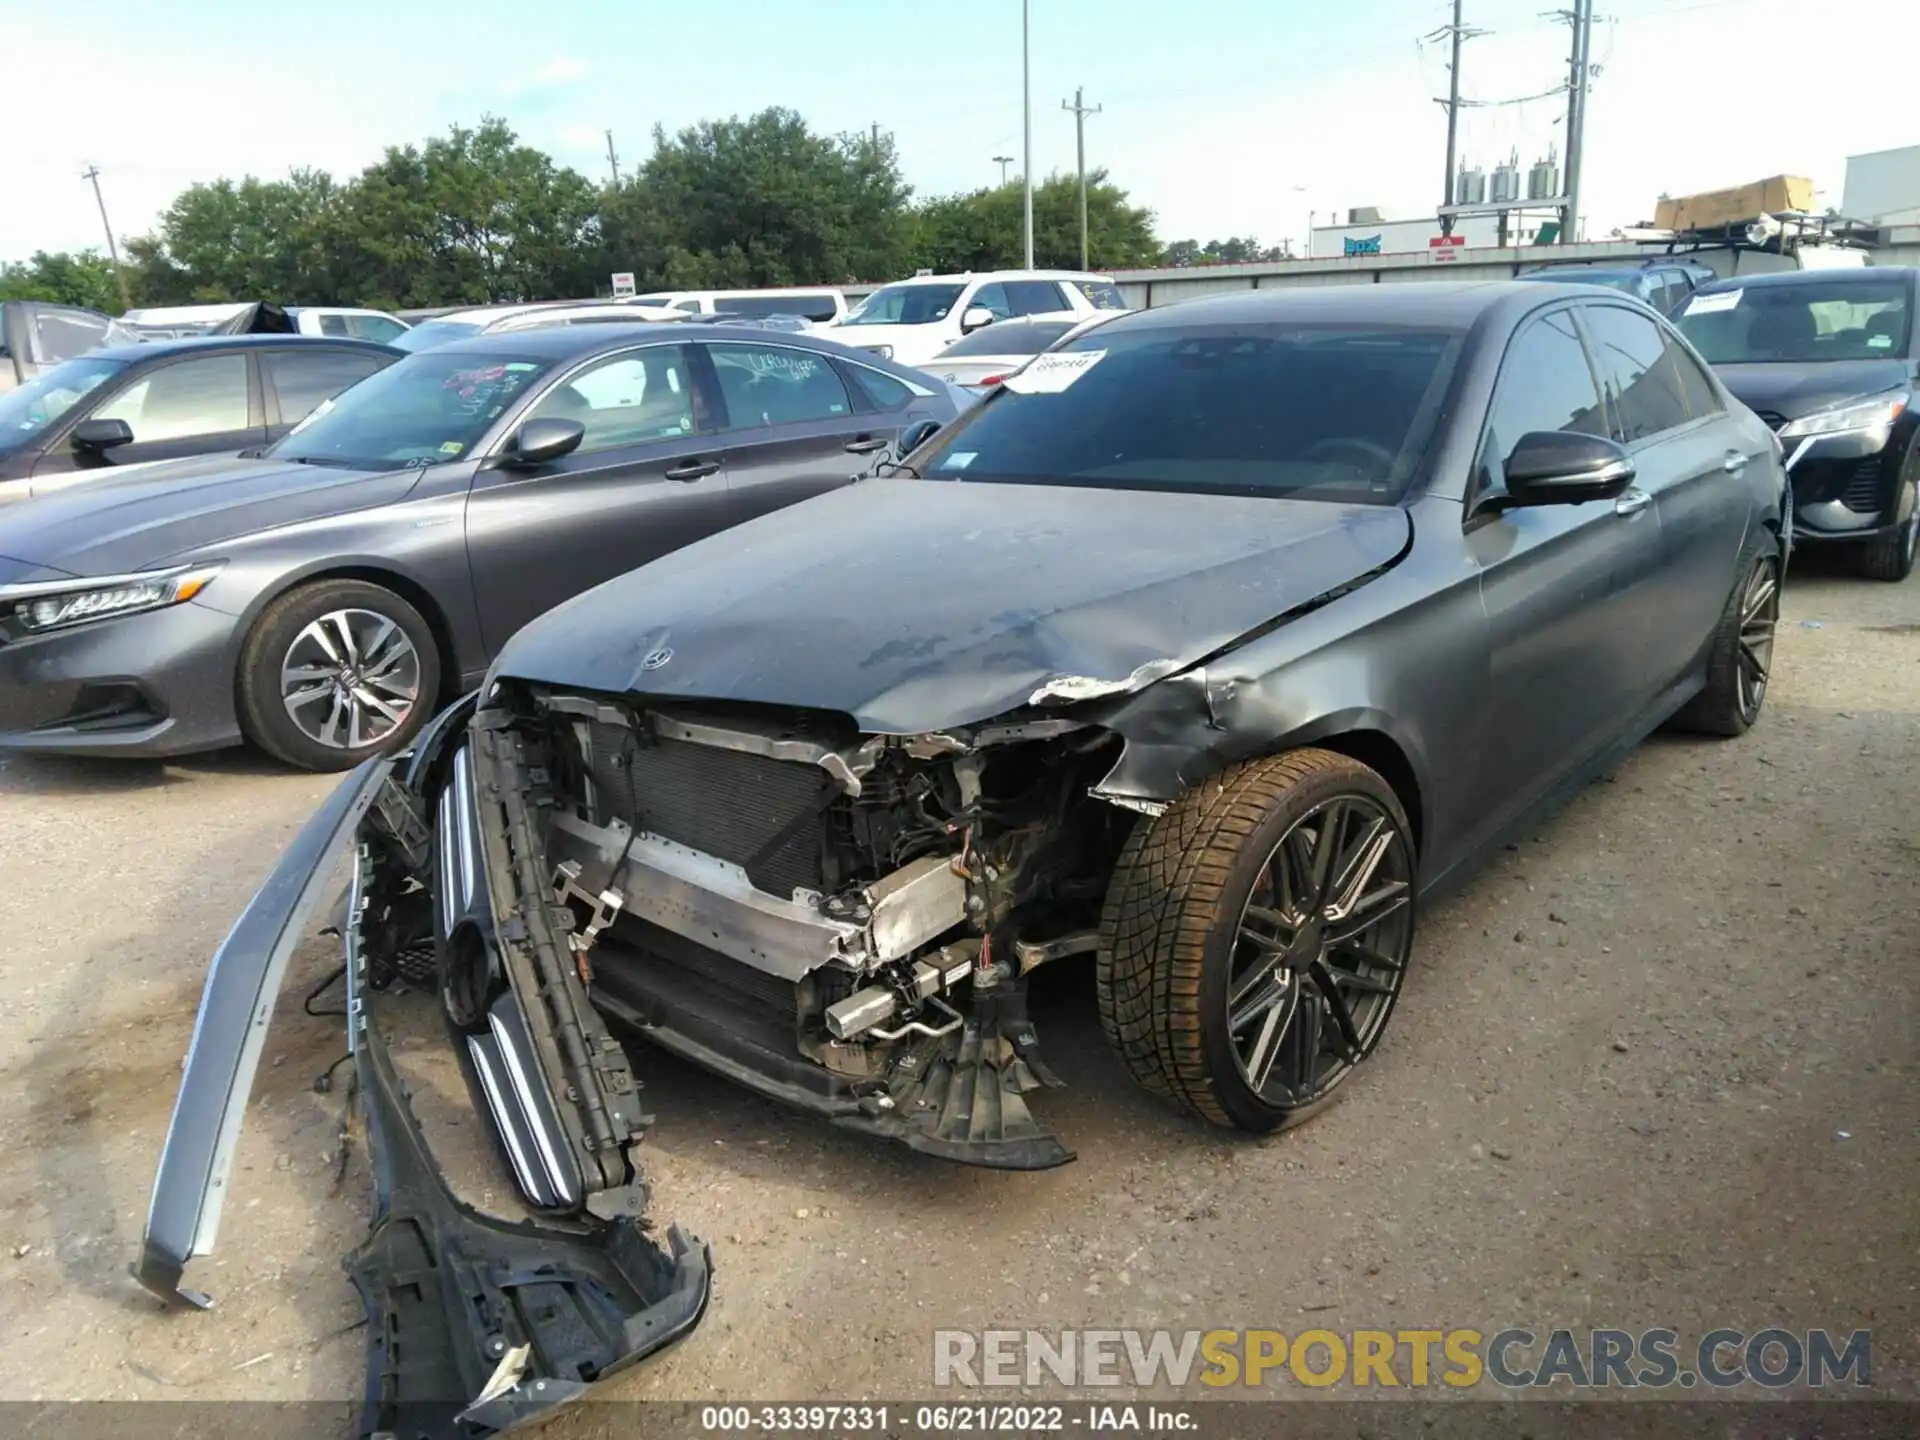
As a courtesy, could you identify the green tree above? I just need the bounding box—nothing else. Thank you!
[602,108,914,289]
[0,250,125,311]
[339,118,601,307]
[911,170,1159,273]
[124,169,352,305]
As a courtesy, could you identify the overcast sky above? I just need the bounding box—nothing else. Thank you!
[2,0,1910,269]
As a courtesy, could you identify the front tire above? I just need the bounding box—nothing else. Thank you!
[1097,749,1415,1133]
[1853,475,1918,583]
[237,579,440,771]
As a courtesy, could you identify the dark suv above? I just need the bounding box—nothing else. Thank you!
[1516,258,1719,317]
[1675,267,1918,581]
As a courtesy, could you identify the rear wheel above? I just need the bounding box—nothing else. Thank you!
[1097,749,1415,1133]
[237,579,440,771]
[1853,474,1918,582]
[1669,542,1780,738]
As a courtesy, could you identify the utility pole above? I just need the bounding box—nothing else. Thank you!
[80,165,131,311]
[1062,86,1102,270]
[1428,0,1485,236]
[605,130,621,187]
[871,121,882,149]
[992,154,1015,186]
[1021,0,1034,269]
[1560,0,1594,244]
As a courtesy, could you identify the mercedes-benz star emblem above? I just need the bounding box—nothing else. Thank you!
[641,647,673,671]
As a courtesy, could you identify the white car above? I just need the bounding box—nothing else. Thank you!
[629,288,848,324]
[118,303,411,345]
[826,270,1127,366]
[926,315,1104,393]
[389,301,688,352]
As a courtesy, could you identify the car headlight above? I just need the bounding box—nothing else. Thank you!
[1776,391,1908,439]
[7,564,223,634]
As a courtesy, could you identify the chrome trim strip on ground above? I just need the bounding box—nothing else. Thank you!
[491,1011,576,1204]
[135,757,390,1309]
[468,1035,549,1206]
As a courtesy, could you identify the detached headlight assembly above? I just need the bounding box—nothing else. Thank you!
[1777,391,1909,439]
[8,564,223,634]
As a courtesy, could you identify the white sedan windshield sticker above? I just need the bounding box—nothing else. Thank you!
[1002,350,1107,394]
[1684,290,1742,316]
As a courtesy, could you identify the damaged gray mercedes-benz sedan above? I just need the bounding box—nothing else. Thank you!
[138,283,1786,1432]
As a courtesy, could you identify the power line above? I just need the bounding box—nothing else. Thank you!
[1428,1,1488,233]
[1061,87,1103,270]
[80,164,131,311]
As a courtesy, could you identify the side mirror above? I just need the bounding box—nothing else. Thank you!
[502,417,585,468]
[71,417,135,452]
[896,418,942,458]
[1500,431,1635,507]
[960,306,997,334]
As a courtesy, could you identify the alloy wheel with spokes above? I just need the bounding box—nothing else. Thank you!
[1098,747,1418,1133]
[1735,556,1780,725]
[238,579,442,771]
[1225,793,1414,1109]
[280,607,423,751]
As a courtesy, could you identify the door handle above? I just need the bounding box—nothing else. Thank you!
[1722,451,1749,473]
[663,458,720,482]
[843,435,889,455]
[1614,488,1653,516]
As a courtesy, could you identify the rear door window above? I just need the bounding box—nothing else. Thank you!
[1581,305,1693,443]
[347,313,409,344]
[263,348,391,423]
[1003,280,1071,315]
[709,342,854,428]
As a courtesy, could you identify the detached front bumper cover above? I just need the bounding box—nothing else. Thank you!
[135,742,712,1438]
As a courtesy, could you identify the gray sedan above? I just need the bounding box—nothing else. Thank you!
[0,323,958,770]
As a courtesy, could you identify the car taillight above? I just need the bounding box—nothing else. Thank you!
[977,375,1006,387]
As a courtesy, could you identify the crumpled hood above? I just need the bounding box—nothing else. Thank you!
[492,478,1412,734]
[0,455,419,574]
[1715,359,1913,421]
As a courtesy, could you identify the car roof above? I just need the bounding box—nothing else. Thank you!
[1089,281,1571,333]
[427,320,890,361]
[877,269,1113,285]
[1692,265,1914,294]
[81,334,403,362]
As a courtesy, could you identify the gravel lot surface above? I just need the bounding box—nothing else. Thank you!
[0,553,1912,1429]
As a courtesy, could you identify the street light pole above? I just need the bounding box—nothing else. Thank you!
[1021,0,1034,269]
[993,155,1014,186]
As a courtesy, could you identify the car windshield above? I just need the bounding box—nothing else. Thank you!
[269,349,555,468]
[840,283,967,326]
[389,320,486,352]
[916,323,1461,503]
[1676,281,1912,364]
[0,356,125,450]
[936,320,1078,359]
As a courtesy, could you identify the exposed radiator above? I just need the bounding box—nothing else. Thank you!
[582,720,830,898]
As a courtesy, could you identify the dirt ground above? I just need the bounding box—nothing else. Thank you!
[0,553,1914,1426]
